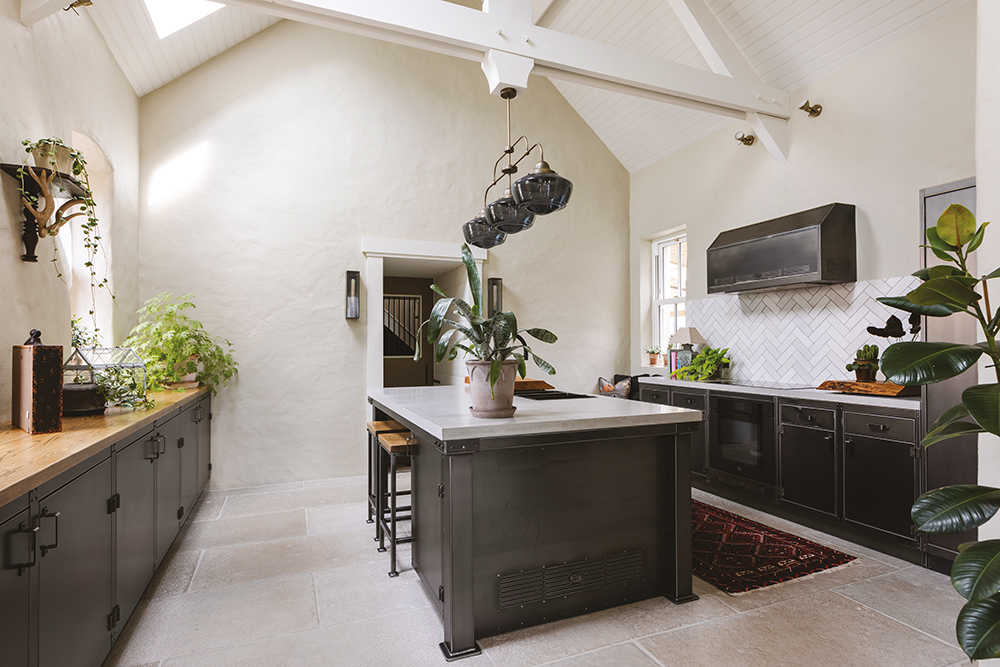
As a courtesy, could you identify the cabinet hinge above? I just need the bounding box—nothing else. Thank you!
[910,446,922,459]
[178,506,184,520]
[208,463,213,471]
[108,605,121,631]
[178,436,185,449]
[438,484,444,498]
[438,585,445,603]
[776,487,785,499]
[779,425,784,435]
[107,493,121,514]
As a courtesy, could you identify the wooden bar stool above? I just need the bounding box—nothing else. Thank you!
[376,431,414,578]
[366,421,407,536]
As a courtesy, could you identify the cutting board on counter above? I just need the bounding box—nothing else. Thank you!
[816,380,920,397]
[464,376,555,391]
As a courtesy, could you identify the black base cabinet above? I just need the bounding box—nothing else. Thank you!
[0,395,212,667]
[779,423,837,516]
[639,387,708,481]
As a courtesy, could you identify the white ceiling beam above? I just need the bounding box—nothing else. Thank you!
[530,0,557,24]
[666,0,788,162]
[219,0,790,120]
[20,0,66,25]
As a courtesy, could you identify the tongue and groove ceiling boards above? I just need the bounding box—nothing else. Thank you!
[54,0,972,170]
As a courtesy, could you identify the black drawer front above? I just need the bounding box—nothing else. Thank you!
[670,392,706,411]
[780,404,835,431]
[845,412,915,443]
[639,388,669,405]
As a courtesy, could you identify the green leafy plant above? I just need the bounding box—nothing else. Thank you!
[672,346,730,381]
[644,345,661,355]
[125,293,238,394]
[69,317,155,410]
[845,344,879,373]
[415,244,556,396]
[18,138,112,333]
[877,203,1000,661]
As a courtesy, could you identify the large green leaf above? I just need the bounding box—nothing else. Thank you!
[912,485,1000,534]
[876,296,964,318]
[427,298,454,341]
[964,384,1000,436]
[531,352,556,375]
[461,244,482,317]
[953,540,1000,601]
[923,403,979,442]
[926,226,959,252]
[523,327,557,344]
[881,342,984,385]
[435,328,459,364]
[958,595,1000,660]
[969,223,990,253]
[912,268,931,281]
[937,203,978,247]
[907,278,981,308]
[922,421,987,447]
[986,267,1000,281]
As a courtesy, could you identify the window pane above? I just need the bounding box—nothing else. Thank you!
[662,241,681,299]
[678,239,687,298]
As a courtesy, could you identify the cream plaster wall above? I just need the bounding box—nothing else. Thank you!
[0,1,139,413]
[137,20,630,488]
[629,4,976,373]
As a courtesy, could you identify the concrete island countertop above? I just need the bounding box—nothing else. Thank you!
[368,385,702,441]
[639,377,921,412]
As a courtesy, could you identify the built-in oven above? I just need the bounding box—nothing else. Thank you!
[708,394,776,497]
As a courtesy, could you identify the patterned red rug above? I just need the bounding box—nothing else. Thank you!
[692,500,856,594]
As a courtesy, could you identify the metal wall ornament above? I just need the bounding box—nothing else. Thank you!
[462,87,572,249]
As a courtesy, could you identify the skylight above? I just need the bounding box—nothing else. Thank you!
[143,0,224,40]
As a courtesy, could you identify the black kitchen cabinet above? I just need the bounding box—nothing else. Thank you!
[155,414,183,564]
[37,455,113,667]
[843,410,919,544]
[196,395,212,493]
[670,390,708,481]
[0,496,32,667]
[115,429,157,627]
[180,403,200,522]
[779,423,837,516]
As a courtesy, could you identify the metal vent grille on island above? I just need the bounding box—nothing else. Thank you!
[497,549,645,610]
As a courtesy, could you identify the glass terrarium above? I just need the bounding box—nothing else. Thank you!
[64,347,147,407]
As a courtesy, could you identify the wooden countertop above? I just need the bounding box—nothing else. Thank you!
[0,388,208,508]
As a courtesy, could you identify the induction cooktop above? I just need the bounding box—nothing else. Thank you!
[706,379,817,391]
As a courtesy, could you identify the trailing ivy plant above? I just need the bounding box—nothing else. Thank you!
[18,137,113,335]
[878,203,1000,661]
[414,243,556,396]
[672,346,730,381]
[125,293,238,394]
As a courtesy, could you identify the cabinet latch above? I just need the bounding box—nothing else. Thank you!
[178,506,185,520]
[107,493,121,514]
[108,605,121,631]
[438,585,445,603]
[438,484,444,498]
[178,436,185,449]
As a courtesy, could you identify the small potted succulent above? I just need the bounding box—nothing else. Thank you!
[846,344,879,382]
[644,345,661,365]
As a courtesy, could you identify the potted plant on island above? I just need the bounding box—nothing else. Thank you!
[671,346,730,381]
[877,204,1000,661]
[845,344,879,382]
[124,293,238,394]
[644,345,661,366]
[415,244,556,418]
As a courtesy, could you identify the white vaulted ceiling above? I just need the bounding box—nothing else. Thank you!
[84,0,972,170]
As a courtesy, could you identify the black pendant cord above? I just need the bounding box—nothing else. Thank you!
[481,89,545,207]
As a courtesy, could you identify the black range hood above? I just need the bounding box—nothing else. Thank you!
[707,203,856,294]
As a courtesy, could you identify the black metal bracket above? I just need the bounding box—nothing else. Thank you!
[442,439,479,454]
[107,493,121,514]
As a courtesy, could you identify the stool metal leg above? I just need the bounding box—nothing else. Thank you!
[388,451,399,578]
[366,431,375,524]
[377,446,387,552]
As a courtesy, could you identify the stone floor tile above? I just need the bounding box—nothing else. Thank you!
[142,548,201,599]
[480,595,734,667]
[314,561,432,627]
[835,566,965,646]
[303,475,367,490]
[219,485,365,519]
[638,590,965,667]
[544,642,661,667]
[175,509,307,552]
[111,574,319,665]
[307,501,370,535]
[158,606,492,667]
[213,481,305,496]
[187,493,225,522]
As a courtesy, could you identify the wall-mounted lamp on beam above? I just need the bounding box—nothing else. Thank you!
[346,271,360,319]
[798,100,823,117]
[734,132,755,147]
[487,277,502,318]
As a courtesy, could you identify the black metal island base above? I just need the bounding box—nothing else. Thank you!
[368,386,704,661]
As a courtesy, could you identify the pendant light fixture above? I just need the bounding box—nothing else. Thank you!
[466,88,572,248]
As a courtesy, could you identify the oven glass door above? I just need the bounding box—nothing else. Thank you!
[710,396,775,485]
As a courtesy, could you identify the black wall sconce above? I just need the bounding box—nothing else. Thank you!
[487,277,502,317]
[346,271,360,319]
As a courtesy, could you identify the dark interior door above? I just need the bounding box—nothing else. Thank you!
[0,504,32,667]
[38,458,113,667]
[779,424,836,516]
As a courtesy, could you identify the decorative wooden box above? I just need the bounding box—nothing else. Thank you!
[12,345,63,434]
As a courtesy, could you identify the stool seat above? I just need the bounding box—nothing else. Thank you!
[378,431,411,454]
[367,420,407,436]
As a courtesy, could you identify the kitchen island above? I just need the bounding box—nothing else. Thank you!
[368,385,703,661]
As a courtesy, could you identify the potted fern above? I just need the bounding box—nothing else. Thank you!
[415,244,556,418]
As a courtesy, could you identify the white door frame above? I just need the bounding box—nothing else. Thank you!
[362,237,487,392]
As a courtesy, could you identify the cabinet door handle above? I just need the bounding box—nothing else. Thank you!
[159,435,167,455]
[16,522,39,574]
[845,436,854,458]
[194,406,205,423]
[39,508,60,556]
[684,398,695,404]
[824,434,833,453]
[867,423,889,432]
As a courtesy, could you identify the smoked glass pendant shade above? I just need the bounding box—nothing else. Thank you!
[463,210,506,249]
[486,188,535,234]
[512,160,573,215]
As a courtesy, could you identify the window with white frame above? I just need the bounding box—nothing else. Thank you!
[652,233,687,350]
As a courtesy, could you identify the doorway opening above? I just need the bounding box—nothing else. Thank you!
[383,280,432,387]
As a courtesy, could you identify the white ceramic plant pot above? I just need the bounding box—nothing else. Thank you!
[466,359,518,418]
[170,355,200,390]
[32,142,75,175]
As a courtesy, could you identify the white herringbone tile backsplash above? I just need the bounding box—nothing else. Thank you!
[687,277,921,386]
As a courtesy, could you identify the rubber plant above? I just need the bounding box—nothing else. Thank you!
[878,203,1000,661]
[414,243,556,395]
[125,293,238,394]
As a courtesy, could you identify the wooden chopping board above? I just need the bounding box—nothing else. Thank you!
[816,380,920,397]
